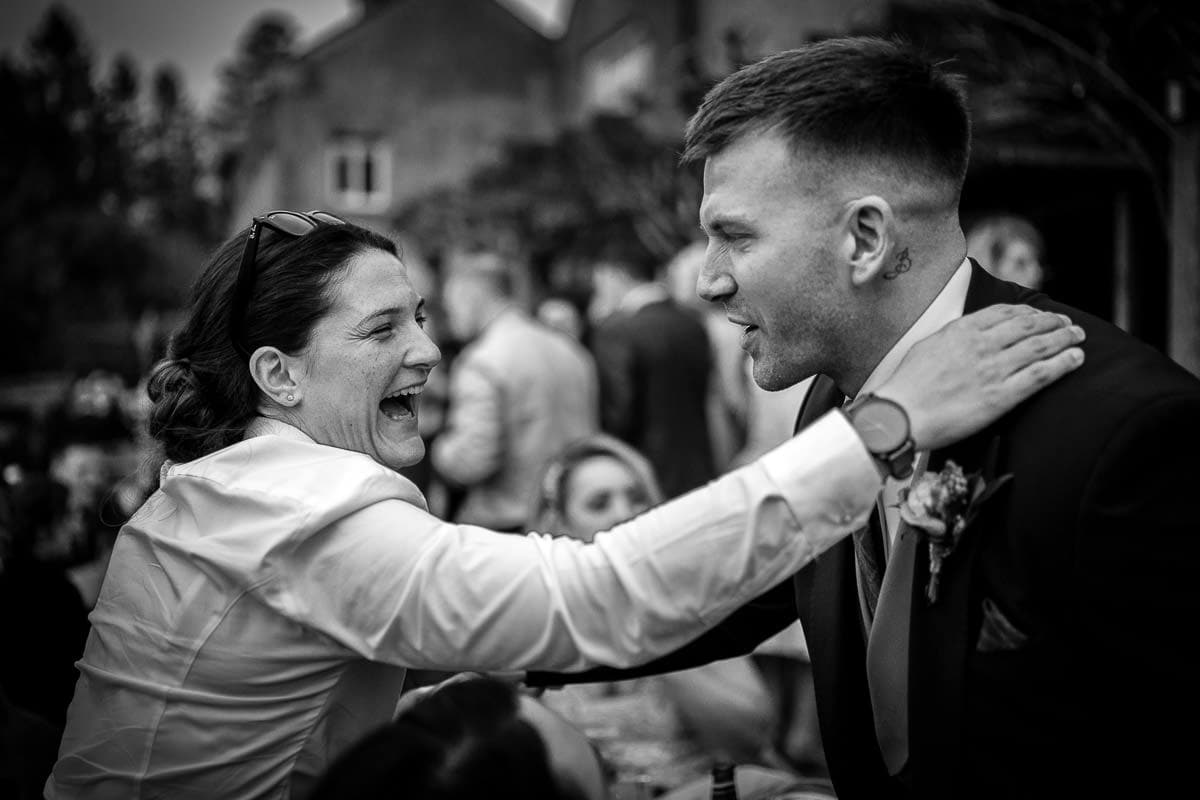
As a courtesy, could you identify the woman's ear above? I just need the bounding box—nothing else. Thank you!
[248,346,301,407]
[842,195,894,287]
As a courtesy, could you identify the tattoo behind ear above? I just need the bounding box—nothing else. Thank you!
[883,248,912,280]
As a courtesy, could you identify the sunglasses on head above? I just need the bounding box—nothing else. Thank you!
[230,210,347,356]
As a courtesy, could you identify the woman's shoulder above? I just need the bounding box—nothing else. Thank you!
[166,431,427,515]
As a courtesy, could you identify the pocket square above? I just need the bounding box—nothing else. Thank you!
[976,596,1029,653]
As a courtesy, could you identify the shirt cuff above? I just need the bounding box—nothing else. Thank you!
[758,409,882,551]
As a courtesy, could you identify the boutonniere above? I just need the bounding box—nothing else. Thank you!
[899,460,1012,604]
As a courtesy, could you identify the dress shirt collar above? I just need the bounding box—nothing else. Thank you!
[855,257,972,401]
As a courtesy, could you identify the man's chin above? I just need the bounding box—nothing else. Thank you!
[751,359,812,392]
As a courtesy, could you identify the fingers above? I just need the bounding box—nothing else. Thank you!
[982,309,1073,350]
[997,323,1086,376]
[1003,346,1086,402]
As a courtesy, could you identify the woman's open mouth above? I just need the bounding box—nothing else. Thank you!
[379,384,422,420]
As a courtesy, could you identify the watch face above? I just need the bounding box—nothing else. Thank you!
[852,398,909,453]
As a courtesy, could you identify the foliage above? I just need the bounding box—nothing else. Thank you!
[208,12,298,202]
[0,5,216,377]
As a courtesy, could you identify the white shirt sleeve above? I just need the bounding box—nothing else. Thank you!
[272,409,878,673]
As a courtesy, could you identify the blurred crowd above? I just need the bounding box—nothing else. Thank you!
[0,211,1045,799]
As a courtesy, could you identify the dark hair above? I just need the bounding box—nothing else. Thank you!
[310,677,584,800]
[146,219,396,464]
[683,37,971,188]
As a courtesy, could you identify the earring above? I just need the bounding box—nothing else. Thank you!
[286,393,294,403]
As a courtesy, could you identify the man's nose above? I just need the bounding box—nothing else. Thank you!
[697,253,736,303]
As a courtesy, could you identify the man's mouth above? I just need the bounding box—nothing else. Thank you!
[379,384,423,420]
[728,315,759,335]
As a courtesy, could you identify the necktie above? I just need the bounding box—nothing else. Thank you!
[841,394,886,630]
[866,497,920,775]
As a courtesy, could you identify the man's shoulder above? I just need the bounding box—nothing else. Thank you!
[1026,294,1199,406]
[982,294,1200,479]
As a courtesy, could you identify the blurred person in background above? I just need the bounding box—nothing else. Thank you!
[311,675,606,800]
[589,240,716,499]
[529,434,788,795]
[38,210,1065,798]
[432,249,598,530]
[965,213,1046,290]
[536,295,587,342]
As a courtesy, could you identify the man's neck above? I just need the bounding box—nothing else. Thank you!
[834,245,968,398]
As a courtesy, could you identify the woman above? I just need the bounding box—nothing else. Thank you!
[530,435,782,793]
[47,210,1078,799]
[527,434,659,544]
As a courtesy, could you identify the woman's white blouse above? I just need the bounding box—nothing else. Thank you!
[48,413,877,799]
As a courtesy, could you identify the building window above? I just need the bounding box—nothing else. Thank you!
[325,136,391,212]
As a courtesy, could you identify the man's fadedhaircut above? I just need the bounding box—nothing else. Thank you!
[683,37,971,188]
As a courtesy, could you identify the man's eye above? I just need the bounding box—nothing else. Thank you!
[371,324,393,337]
[415,314,429,329]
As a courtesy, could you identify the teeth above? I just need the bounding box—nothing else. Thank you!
[386,385,424,399]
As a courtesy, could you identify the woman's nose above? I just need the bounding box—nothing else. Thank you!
[408,330,442,370]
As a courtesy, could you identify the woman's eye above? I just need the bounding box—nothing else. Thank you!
[415,314,429,329]
[584,493,610,513]
[371,324,393,337]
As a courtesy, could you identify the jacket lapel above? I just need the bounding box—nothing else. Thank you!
[792,376,896,793]
[907,263,1028,796]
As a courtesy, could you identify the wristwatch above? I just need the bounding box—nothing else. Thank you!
[844,394,916,480]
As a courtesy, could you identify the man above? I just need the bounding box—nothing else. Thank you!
[589,241,717,498]
[432,250,598,530]
[530,38,1200,798]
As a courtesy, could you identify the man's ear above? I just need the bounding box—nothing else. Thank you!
[248,346,302,408]
[841,195,894,286]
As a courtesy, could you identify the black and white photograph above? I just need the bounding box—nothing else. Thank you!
[1,1,1198,798]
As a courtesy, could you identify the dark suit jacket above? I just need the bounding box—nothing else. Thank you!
[593,296,716,498]
[532,264,1200,798]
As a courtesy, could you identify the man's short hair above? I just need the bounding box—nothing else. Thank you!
[683,37,971,189]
